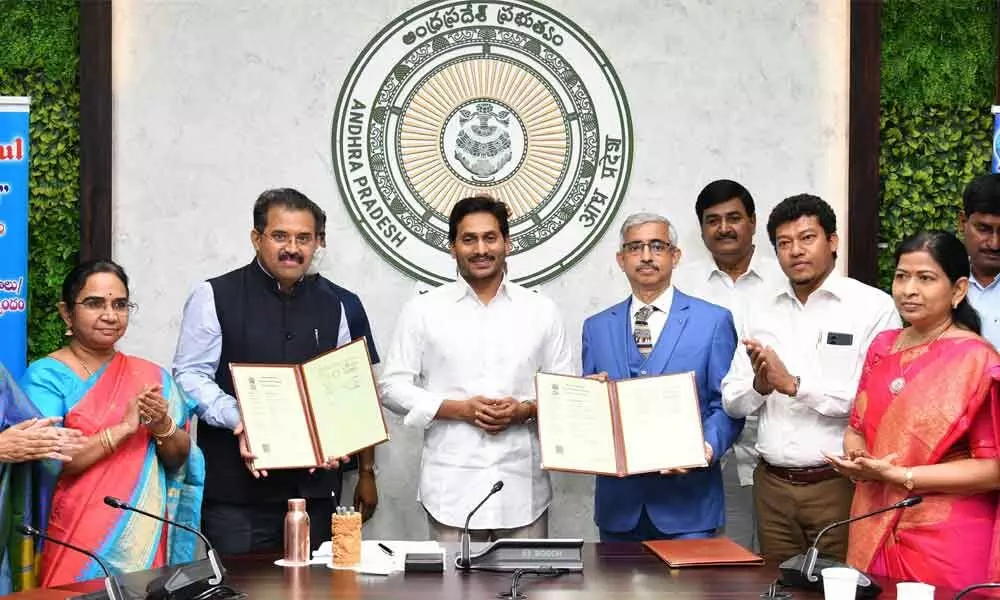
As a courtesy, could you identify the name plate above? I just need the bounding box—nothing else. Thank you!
[457,538,584,572]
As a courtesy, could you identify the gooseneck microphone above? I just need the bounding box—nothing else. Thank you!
[954,583,1000,600]
[17,524,125,600]
[459,480,504,570]
[103,496,224,586]
[800,495,922,582]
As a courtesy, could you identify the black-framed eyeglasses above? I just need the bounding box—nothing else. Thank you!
[621,240,674,255]
[72,298,137,315]
[261,231,317,246]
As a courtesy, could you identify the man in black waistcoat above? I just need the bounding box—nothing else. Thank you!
[172,188,379,555]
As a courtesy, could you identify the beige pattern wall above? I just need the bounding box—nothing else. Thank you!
[111,0,849,541]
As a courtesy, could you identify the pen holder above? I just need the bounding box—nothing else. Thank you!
[331,510,362,567]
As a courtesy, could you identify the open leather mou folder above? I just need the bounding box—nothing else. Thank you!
[643,538,765,567]
[535,371,708,476]
[229,338,389,470]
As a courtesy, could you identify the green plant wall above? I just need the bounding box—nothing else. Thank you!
[0,0,80,360]
[878,0,995,290]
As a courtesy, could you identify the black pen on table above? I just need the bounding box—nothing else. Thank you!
[378,543,394,557]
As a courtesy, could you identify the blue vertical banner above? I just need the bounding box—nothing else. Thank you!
[992,105,1000,173]
[0,97,30,379]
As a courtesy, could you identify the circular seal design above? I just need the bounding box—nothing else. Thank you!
[333,0,633,286]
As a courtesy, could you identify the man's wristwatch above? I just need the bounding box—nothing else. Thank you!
[521,400,537,424]
[359,464,378,477]
[789,375,801,397]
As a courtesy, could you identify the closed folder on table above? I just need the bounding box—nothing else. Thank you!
[643,537,764,567]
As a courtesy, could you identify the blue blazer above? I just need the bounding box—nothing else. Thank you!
[582,289,742,535]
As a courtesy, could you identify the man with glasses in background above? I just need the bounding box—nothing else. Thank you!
[173,188,379,554]
[582,212,743,541]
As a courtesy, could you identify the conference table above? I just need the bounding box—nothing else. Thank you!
[7,543,884,599]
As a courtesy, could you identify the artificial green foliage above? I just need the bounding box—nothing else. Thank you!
[0,0,79,81]
[881,0,995,107]
[878,0,995,292]
[0,70,80,359]
[878,103,991,290]
[0,0,80,361]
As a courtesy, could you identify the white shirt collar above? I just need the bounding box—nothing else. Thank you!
[700,246,771,283]
[448,274,513,304]
[969,268,1000,290]
[776,271,847,304]
[630,285,674,317]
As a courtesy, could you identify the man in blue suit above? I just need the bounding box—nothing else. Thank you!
[583,212,743,541]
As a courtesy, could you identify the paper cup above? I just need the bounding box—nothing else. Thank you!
[821,567,860,600]
[897,582,935,600]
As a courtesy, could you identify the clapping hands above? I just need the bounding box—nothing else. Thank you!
[0,417,84,463]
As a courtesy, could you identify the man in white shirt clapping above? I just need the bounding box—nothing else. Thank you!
[380,196,574,541]
[673,180,784,551]
[721,194,899,566]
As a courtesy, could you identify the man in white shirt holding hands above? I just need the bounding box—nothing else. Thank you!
[380,196,573,541]
[722,194,899,566]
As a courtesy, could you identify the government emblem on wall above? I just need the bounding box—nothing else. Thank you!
[333,0,632,286]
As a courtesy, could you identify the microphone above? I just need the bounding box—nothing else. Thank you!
[103,496,224,587]
[17,524,125,600]
[954,583,1000,600]
[779,495,923,598]
[459,480,504,570]
[801,495,921,582]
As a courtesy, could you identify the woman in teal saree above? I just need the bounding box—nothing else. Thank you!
[19,260,205,586]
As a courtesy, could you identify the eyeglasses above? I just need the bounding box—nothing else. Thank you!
[261,231,317,246]
[73,298,137,315]
[621,240,674,255]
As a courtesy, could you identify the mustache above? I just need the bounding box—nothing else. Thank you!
[469,254,495,261]
[714,232,738,240]
[278,251,304,264]
[636,262,659,271]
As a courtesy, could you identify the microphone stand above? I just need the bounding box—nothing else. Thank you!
[17,525,126,600]
[459,481,504,571]
[954,583,1000,600]
[802,496,921,582]
[497,567,567,599]
[104,497,224,586]
[779,495,922,597]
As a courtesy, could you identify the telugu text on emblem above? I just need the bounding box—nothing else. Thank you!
[333,0,632,286]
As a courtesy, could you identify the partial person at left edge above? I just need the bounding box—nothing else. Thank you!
[172,188,380,555]
[0,361,84,593]
[19,260,204,587]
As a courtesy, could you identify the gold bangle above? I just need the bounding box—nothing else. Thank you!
[101,429,115,455]
[151,418,177,445]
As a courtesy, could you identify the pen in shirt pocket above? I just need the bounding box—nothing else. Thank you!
[314,328,319,349]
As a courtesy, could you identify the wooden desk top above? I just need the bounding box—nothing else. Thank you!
[13,543,810,599]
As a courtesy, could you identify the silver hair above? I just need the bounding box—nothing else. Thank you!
[618,212,679,246]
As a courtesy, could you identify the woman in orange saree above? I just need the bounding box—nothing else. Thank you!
[828,231,1000,590]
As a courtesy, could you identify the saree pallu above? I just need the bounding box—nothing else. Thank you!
[0,362,58,594]
[847,331,1000,589]
[22,354,205,586]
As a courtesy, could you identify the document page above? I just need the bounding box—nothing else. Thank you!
[230,364,317,469]
[301,339,388,459]
[535,372,618,475]
[614,372,707,474]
